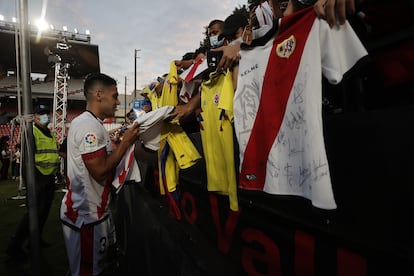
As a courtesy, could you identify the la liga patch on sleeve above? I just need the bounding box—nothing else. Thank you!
[84,132,98,148]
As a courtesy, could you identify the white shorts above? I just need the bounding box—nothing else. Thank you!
[62,214,116,276]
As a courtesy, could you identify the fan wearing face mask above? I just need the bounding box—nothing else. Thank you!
[218,13,250,90]
[248,0,284,44]
[208,19,224,48]
[172,19,225,122]
[219,14,250,47]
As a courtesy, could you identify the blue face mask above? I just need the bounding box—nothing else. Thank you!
[39,114,50,125]
[209,35,224,48]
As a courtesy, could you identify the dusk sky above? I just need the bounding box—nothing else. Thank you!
[0,0,247,94]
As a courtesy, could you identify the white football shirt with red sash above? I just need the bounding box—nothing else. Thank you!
[179,59,208,103]
[61,111,114,228]
[112,144,140,193]
[111,106,175,193]
[234,37,274,170]
[237,7,368,209]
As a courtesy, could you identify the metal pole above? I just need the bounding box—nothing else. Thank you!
[19,0,41,274]
[124,76,127,120]
[15,0,22,127]
[134,49,137,100]
[14,1,23,194]
[134,49,141,100]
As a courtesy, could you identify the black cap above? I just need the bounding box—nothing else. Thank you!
[34,104,51,114]
[218,14,248,40]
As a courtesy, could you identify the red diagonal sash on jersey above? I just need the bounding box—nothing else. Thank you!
[240,7,316,189]
[117,148,135,185]
[97,178,111,219]
[112,144,136,192]
[185,59,203,82]
[64,177,79,223]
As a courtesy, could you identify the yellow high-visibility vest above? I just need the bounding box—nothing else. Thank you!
[33,125,60,175]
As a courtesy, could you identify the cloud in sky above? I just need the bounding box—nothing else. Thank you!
[0,0,247,94]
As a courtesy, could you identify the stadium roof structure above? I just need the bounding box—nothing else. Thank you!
[0,20,99,103]
[0,76,85,101]
[0,20,100,78]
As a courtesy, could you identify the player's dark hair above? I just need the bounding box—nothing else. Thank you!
[83,72,117,100]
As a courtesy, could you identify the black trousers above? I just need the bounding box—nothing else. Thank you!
[12,168,55,246]
[1,158,10,180]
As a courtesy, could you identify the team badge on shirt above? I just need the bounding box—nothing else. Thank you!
[276,35,296,58]
[213,93,220,106]
[84,132,97,146]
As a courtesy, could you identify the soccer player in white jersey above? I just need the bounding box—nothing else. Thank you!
[60,73,140,276]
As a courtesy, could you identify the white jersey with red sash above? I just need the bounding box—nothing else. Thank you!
[234,38,274,170]
[236,7,368,209]
[61,111,114,227]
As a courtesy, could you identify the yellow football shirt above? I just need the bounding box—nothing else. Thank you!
[200,70,238,211]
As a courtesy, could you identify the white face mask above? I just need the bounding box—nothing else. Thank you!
[39,114,50,125]
[228,27,246,46]
[251,25,273,40]
[251,1,274,40]
[209,35,224,48]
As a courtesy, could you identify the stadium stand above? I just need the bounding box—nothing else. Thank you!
[0,124,19,144]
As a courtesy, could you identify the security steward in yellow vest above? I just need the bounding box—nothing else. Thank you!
[6,104,60,260]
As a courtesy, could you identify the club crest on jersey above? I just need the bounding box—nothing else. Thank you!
[213,92,220,106]
[276,35,296,58]
[84,132,97,146]
[245,174,257,181]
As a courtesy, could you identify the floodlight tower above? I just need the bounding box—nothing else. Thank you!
[52,39,70,144]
